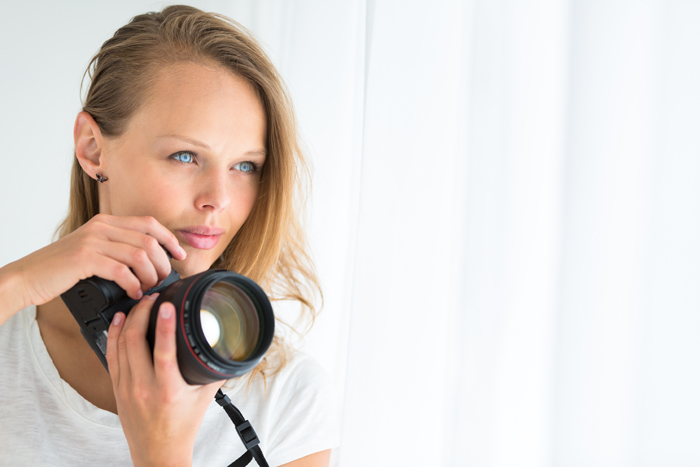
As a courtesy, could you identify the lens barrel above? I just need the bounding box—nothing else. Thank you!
[148,269,275,385]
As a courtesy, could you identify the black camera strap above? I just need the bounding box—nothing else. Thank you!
[215,389,269,467]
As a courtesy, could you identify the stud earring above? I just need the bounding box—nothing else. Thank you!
[96,174,108,183]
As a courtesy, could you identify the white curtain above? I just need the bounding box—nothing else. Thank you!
[2,1,700,466]
[229,1,700,465]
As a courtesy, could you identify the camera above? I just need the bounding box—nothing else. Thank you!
[61,266,275,384]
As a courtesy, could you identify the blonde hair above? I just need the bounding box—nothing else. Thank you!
[56,5,321,381]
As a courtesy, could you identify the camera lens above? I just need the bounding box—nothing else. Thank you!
[148,269,275,384]
[199,281,260,362]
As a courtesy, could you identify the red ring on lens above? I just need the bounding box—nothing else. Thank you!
[179,280,229,377]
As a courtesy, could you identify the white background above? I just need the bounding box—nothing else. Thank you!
[2,1,700,466]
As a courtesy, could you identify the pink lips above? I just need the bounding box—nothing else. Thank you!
[176,226,225,250]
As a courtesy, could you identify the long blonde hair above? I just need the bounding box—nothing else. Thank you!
[57,5,321,381]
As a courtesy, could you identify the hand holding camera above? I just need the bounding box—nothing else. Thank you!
[105,293,222,465]
[2,214,185,326]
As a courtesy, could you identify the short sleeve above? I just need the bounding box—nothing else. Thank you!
[263,353,341,466]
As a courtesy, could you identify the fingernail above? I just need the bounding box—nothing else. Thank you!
[160,304,172,319]
[178,246,187,257]
[135,290,143,299]
[113,313,123,326]
[148,293,159,300]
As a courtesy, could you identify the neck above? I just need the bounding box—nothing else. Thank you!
[36,296,82,338]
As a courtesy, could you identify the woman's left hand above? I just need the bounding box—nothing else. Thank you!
[106,293,223,467]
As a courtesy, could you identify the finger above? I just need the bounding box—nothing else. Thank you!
[101,227,176,285]
[121,294,159,385]
[86,254,143,300]
[86,220,177,284]
[117,312,133,387]
[90,214,187,261]
[94,238,163,292]
[153,301,184,385]
[106,311,126,387]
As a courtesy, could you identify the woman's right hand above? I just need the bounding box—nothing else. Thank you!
[1,214,186,322]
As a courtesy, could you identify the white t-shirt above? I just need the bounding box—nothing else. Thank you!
[0,306,340,466]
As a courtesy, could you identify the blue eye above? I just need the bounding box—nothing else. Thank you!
[234,161,256,173]
[172,152,195,163]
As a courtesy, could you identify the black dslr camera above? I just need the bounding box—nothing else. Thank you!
[61,265,275,384]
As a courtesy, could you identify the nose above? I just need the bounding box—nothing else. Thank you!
[195,168,230,212]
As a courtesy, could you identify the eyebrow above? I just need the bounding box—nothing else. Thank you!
[158,134,266,157]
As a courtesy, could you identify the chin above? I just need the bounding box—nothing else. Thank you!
[171,257,214,279]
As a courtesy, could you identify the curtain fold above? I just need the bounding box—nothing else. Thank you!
[225,0,700,465]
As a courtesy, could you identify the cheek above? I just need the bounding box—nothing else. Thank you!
[234,184,259,222]
[110,170,179,217]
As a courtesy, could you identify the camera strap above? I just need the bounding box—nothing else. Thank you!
[215,389,269,467]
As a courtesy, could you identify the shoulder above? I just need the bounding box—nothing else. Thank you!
[233,350,338,423]
[223,350,340,466]
[271,350,332,393]
[0,306,34,349]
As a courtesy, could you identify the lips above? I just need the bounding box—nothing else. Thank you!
[176,226,225,250]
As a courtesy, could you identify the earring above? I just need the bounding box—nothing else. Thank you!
[96,174,108,183]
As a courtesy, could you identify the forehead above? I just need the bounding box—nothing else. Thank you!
[122,61,267,150]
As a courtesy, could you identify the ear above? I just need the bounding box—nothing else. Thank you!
[74,111,106,179]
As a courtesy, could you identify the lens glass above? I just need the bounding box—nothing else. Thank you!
[199,281,260,361]
[199,309,221,347]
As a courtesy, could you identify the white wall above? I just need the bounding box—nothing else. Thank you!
[0,0,352,382]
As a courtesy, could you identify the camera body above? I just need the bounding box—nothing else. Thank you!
[61,267,275,385]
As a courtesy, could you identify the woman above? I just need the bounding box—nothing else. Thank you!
[0,5,338,466]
